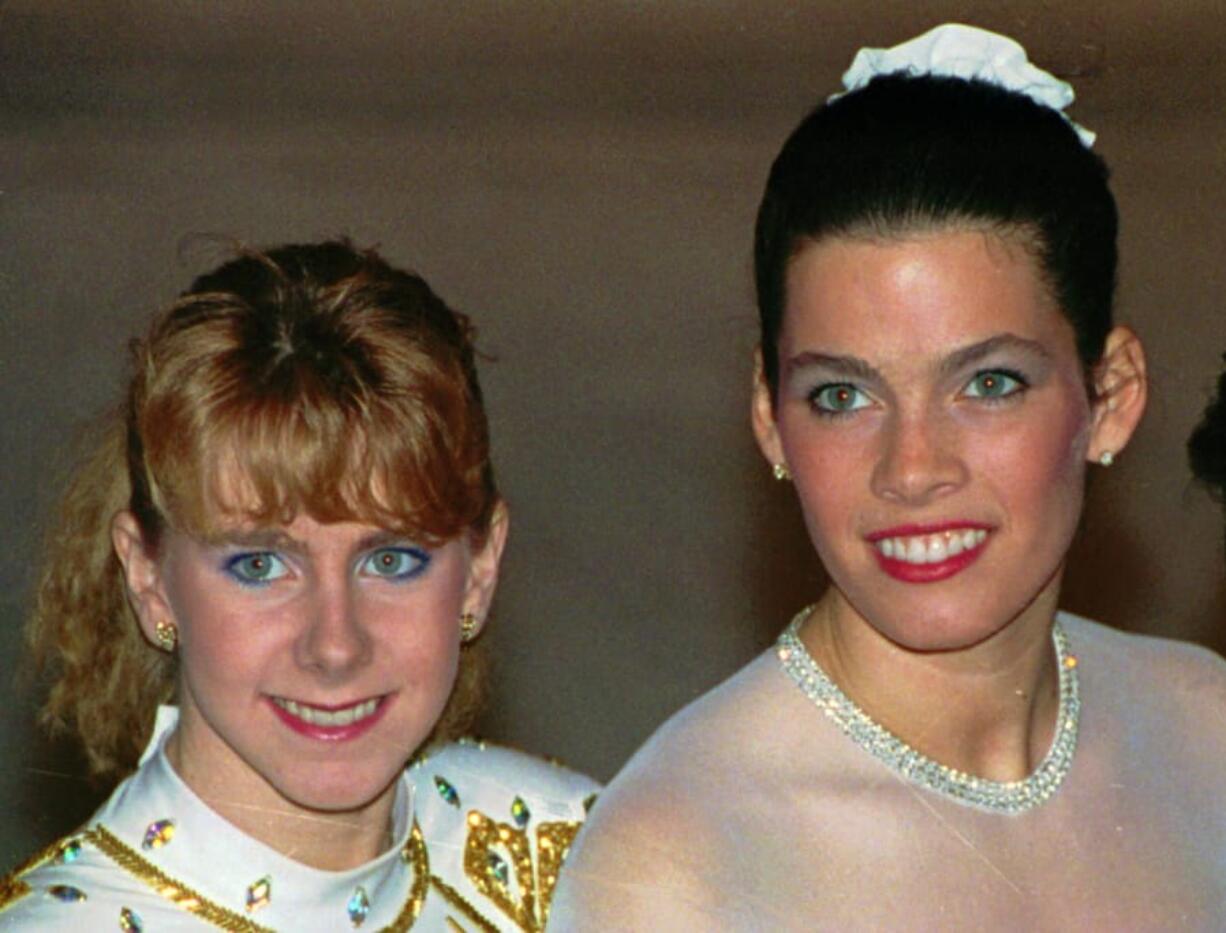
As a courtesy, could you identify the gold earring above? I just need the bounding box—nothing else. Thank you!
[154,619,178,652]
[772,462,791,482]
[460,612,480,644]
[1099,450,1115,467]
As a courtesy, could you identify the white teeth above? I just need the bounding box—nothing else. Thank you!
[273,697,379,727]
[875,529,987,565]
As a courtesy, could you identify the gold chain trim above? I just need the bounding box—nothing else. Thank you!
[376,820,429,932]
[86,825,276,932]
[429,875,499,933]
[87,820,431,931]
[0,833,70,914]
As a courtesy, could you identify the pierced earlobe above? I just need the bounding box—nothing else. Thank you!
[460,612,480,644]
[1098,450,1114,468]
[153,619,179,652]
[772,462,792,482]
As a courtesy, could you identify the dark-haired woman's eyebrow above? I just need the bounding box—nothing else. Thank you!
[937,334,1052,377]
[785,350,882,384]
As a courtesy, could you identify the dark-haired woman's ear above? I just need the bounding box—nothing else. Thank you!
[111,511,176,649]
[460,502,510,640]
[1088,326,1148,464]
[751,347,788,474]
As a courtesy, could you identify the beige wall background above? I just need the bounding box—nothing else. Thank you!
[2,1,1224,865]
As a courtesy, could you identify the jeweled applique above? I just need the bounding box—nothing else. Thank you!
[462,811,584,931]
[510,796,531,829]
[434,775,461,808]
[119,905,143,931]
[46,884,87,903]
[55,838,83,864]
[245,875,272,913]
[347,885,370,927]
[141,819,175,851]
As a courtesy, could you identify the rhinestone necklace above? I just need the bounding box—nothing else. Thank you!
[776,609,1080,814]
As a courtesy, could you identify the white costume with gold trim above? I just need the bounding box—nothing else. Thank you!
[1,707,599,931]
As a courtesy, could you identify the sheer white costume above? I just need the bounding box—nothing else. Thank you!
[1,707,599,931]
[550,612,1226,930]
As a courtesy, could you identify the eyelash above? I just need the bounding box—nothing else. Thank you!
[807,383,872,419]
[224,552,289,587]
[962,368,1029,402]
[359,547,431,582]
[221,546,431,587]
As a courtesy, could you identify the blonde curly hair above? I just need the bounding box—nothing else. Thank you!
[27,240,498,779]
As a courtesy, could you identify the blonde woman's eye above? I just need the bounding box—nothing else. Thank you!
[224,552,288,586]
[362,547,430,581]
[810,383,869,416]
[964,369,1026,400]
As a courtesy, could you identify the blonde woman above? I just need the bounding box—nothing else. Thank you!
[2,241,597,931]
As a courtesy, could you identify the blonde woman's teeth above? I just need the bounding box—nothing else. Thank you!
[273,697,379,726]
[877,529,987,564]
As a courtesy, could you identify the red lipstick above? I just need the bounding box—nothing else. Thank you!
[267,694,390,743]
[867,523,992,584]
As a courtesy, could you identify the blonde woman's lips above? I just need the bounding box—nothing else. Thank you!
[268,694,389,741]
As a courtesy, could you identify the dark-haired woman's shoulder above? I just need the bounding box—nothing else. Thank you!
[1060,610,1226,758]
[549,648,832,930]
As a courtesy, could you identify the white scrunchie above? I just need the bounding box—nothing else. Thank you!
[837,23,1095,147]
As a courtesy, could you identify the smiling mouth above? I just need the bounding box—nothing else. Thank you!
[271,696,382,728]
[874,528,989,565]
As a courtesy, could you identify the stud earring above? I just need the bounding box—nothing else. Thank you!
[1098,450,1115,467]
[460,612,480,644]
[772,462,792,482]
[153,619,178,652]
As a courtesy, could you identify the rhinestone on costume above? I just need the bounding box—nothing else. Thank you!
[55,838,83,864]
[510,796,530,829]
[486,851,510,888]
[245,876,272,912]
[141,818,175,850]
[46,884,87,903]
[119,906,143,931]
[433,775,460,808]
[347,886,370,927]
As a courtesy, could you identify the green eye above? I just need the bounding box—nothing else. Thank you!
[811,384,869,414]
[361,547,430,581]
[965,370,1025,399]
[225,552,288,586]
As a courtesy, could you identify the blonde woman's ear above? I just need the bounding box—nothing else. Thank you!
[461,502,510,637]
[111,511,174,647]
[1088,326,1148,464]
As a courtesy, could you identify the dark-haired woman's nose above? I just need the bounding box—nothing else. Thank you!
[870,411,969,506]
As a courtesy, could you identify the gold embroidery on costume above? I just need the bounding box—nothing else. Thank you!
[85,826,275,932]
[429,875,499,933]
[0,833,74,914]
[461,812,584,931]
[377,820,430,933]
[534,821,582,927]
[83,821,430,932]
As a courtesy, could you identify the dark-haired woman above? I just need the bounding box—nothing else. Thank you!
[551,25,1226,930]
[1,241,598,931]
[1190,357,1226,524]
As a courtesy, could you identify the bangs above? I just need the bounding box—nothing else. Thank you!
[139,347,491,544]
